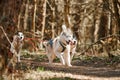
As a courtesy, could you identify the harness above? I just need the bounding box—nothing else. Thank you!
[48,39,53,48]
[48,39,67,52]
[59,41,66,52]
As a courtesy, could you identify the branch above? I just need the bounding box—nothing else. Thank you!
[0,26,20,75]
[0,26,12,45]
[46,0,54,11]
[79,34,119,56]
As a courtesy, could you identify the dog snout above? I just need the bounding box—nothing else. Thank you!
[20,36,23,39]
[66,40,71,44]
[19,36,24,40]
[73,41,76,45]
[20,37,22,39]
[68,40,71,43]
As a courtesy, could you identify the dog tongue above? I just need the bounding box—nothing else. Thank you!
[69,41,73,45]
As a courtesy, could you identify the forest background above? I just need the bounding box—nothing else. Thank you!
[0,0,120,79]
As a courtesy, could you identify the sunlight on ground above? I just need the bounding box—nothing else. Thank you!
[23,70,120,80]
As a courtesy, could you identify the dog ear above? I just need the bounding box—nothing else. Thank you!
[67,28,72,34]
[62,24,67,32]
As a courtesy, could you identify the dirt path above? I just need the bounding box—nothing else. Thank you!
[3,53,120,80]
[15,58,120,80]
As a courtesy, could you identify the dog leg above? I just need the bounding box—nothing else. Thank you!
[47,53,54,64]
[55,52,65,65]
[70,52,74,62]
[64,46,72,67]
[45,46,55,64]
[70,48,76,62]
[18,48,22,62]
[17,53,20,62]
[64,53,72,66]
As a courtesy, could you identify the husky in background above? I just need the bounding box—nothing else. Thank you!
[43,25,77,66]
[10,32,24,62]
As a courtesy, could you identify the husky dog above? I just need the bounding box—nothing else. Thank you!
[44,25,77,66]
[10,32,24,62]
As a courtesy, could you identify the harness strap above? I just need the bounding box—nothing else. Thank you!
[48,39,53,48]
[59,41,66,52]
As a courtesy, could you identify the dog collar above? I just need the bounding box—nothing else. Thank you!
[59,41,66,52]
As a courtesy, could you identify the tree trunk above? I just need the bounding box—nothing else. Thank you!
[99,0,114,57]
[112,0,120,34]
[33,0,37,37]
[98,4,107,39]
[52,6,55,39]
[47,0,56,39]
[64,0,70,28]
[24,0,29,31]
[41,0,47,49]
[17,2,24,31]
[94,0,103,42]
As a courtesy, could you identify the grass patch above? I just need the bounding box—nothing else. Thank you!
[36,66,45,71]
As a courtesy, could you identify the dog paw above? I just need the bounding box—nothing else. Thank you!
[68,64,72,67]
[62,63,65,66]
[18,59,21,62]
[48,62,53,65]
[65,64,72,67]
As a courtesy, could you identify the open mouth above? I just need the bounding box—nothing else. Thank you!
[66,40,75,45]
[68,40,76,45]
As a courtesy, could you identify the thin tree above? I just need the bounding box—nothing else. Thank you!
[17,1,24,31]
[24,0,29,31]
[41,0,47,48]
[112,0,120,34]
[47,0,56,39]
[64,0,70,28]
[33,0,37,37]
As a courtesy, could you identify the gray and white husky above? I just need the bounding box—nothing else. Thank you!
[10,32,24,62]
[43,25,77,66]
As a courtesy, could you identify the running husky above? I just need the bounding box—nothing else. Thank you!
[44,25,77,66]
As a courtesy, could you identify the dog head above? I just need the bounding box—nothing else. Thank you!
[16,32,24,41]
[60,25,73,44]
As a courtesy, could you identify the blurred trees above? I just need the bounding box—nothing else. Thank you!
[0,0,120,59]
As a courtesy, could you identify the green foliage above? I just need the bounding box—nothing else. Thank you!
[105,55,120,65]
[36,66,45,71]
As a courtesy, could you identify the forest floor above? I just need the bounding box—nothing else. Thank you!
[2,52,120,80]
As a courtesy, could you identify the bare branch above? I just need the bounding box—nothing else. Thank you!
[0,26,12,45]
[79,34,119,56]
[46,0,54,11]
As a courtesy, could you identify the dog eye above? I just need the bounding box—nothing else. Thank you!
[66,35,71,38]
